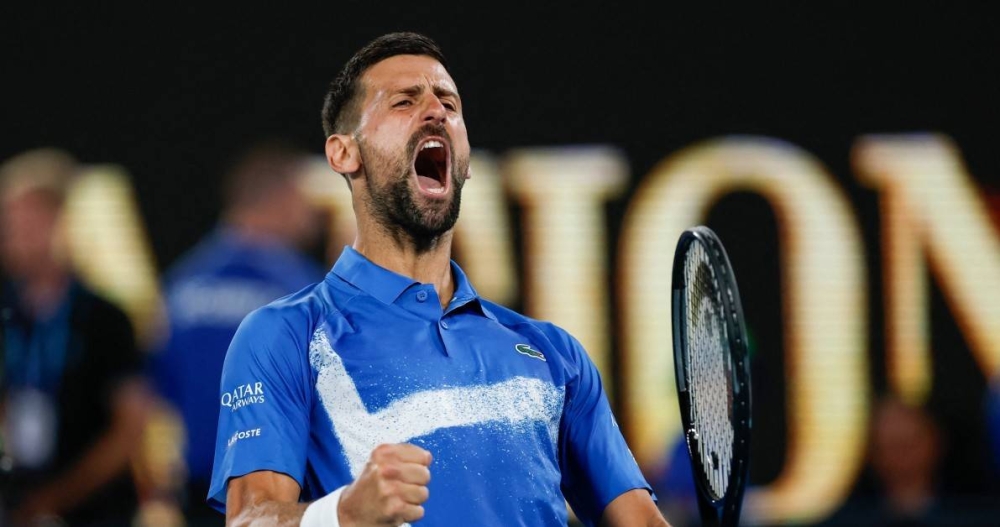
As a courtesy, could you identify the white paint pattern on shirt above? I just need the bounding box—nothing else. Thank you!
[308,325,565,478]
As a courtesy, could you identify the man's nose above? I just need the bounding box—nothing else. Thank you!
[421,97,447,124]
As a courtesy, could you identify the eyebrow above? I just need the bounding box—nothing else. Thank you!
[395,84,461,103]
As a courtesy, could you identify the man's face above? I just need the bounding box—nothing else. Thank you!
[351,55,471,241]
[869,400,940,487]
[0,190,62,278]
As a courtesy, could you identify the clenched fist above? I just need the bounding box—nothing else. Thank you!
[339,443,433,526]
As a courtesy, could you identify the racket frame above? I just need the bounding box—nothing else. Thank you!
[671,226,752,527]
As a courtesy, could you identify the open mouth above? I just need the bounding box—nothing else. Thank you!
[413,137,450,196]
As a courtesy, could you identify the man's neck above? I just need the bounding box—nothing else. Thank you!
[353,226,455,308]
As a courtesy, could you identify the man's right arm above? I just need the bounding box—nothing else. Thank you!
[226,443,432,527]
[227,471,306,527]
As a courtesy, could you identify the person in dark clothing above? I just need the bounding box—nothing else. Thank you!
[0,147,150,527]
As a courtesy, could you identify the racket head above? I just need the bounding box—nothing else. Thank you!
[671,226,752,527]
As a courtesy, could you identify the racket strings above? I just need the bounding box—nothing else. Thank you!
[684,242,735,501]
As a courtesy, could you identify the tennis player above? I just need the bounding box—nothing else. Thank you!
[209,31,669,527]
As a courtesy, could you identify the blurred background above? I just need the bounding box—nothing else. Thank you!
[2,3,999,526]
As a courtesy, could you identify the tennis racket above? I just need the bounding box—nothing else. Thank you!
[671,226,752,527]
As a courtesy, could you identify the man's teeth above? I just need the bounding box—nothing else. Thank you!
[421,140,444,150]
[425,186,446,194]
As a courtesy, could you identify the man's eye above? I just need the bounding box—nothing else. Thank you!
[393,100,413,108]
[443,101,457,111]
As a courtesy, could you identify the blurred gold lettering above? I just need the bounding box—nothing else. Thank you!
[619,137,869,525]
[853,134,1000,401]
[65,165,164,348]
[300,159,357,266]
[455,151,518,306]
[60,134,1000,527]
[505,147,628,390]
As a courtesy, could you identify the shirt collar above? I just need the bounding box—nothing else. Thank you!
[330,246,416,305]
[448,259,497,320]
[329,246,496,321]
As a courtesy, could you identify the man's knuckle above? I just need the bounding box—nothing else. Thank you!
[377,478,393,497]
[386,497,406,517]
[372,444,393,460]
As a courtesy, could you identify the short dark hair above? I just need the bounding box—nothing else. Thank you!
[321,32,448,137]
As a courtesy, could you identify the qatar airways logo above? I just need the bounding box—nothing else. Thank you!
[221,381,266,412]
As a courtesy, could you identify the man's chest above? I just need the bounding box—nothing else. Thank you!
[306,309,566,478]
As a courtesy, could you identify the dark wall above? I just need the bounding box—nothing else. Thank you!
[3,4,997,268]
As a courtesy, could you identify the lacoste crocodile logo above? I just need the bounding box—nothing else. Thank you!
[515,343,546,361]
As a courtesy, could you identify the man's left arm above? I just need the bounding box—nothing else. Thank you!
[552,328,671,526]
[600,489,671,527]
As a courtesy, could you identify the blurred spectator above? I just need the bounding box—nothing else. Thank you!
[822,395,953,527]
[868,396,943,524]
[147,139,324,526]
[0,147,150,526]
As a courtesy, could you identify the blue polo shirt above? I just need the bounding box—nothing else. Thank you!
[208,246,652,526]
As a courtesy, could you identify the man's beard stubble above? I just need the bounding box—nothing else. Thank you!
[358,124,468,252]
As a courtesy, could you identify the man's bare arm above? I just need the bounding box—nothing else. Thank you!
[227,471,306,527]
[599,488,671,527]
[226,443,431,527]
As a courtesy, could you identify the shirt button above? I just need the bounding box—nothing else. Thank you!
[416,290,428,302]
[440,320,449,329]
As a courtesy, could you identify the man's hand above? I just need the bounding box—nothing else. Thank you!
[339,443,433,526]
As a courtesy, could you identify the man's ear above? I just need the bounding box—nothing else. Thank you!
[326,134,361,175]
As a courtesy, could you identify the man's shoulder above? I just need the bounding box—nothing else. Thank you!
[241,281,327,325]
[234,279,353,342]
[478,299,577,346]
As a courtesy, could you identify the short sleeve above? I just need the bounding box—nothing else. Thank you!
[558,333,653,525]
[207,307,313,511]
